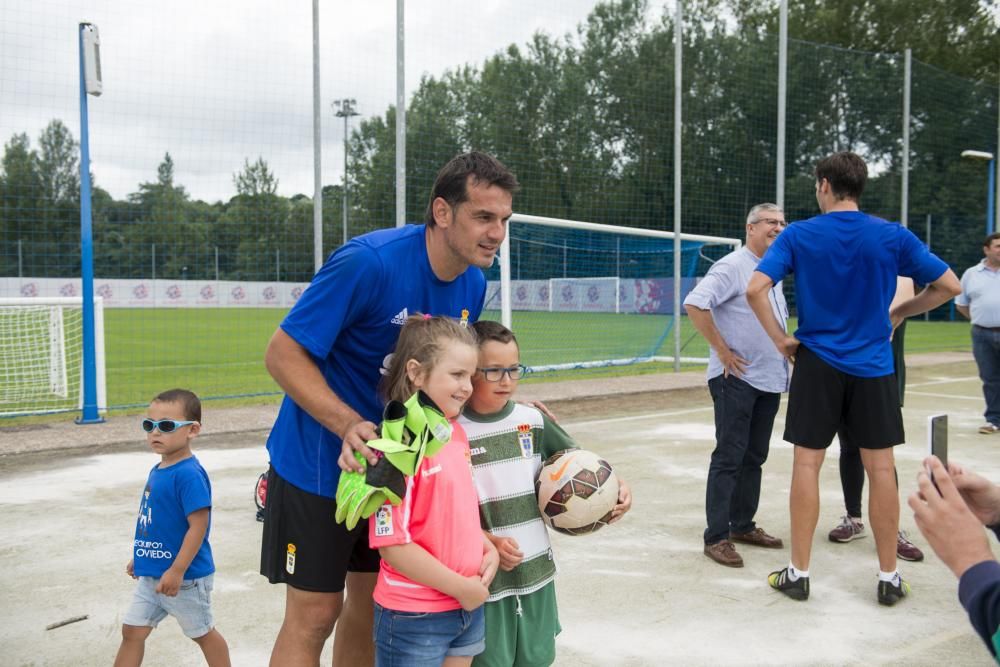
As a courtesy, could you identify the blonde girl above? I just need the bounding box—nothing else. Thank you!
[370,314,499,667]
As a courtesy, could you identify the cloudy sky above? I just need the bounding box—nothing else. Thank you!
[0,0,631,202]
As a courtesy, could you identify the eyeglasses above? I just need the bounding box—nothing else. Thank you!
[477,365,526,382]
[141,418,198,433]
[753,218,787,227]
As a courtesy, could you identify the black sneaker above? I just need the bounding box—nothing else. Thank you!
[877,576,910,606]
[768,567,809,601]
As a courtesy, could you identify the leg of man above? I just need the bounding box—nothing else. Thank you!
[332,572,377,666]
[703,375,755,565]
[859,447,899,573]
[789,446,826,570]
[730,390,780,535]
[270,587,341,666]
[837,428,865,520]
[972,326,1000,428]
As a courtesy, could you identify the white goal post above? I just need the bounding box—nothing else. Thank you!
[497,213,742,370]
[0,297,107,416]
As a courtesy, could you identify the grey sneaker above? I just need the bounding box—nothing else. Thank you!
[979,423,1000,435]
[828,515,866,543]
[896,531,924,562]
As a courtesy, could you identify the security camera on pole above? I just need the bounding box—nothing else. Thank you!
[78,23,105,424]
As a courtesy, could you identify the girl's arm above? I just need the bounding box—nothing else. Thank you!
[155,507,209,596]
[380,543,489,611]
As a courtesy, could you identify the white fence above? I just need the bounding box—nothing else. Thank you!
[1,278,310,308]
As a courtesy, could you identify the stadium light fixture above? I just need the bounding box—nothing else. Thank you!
[961,150,996,235]
[333,98,360,246]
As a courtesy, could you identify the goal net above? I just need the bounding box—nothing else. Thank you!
[0,297,107,416]
[483,214,741,373]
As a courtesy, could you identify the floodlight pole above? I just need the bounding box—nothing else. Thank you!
[334,99,360,246]
[77,23,103,424]
[962,150,997,236]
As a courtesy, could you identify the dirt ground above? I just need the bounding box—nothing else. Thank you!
[1,356,997,666]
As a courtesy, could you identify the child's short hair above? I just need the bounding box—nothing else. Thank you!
[470,320,518,348]
[381,314,478,403]
[152,388,201,422]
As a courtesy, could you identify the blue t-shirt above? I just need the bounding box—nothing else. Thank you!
[132,456,214,579]
[267,223,487,497]
[756,211,949,377]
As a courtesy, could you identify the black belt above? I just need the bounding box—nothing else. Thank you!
[975,325,1000,332]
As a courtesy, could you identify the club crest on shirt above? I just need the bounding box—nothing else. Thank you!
[375,505,394,536]
[460,309,470,328]
[517,424,533,457]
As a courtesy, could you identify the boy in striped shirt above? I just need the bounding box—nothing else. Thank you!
[459,320,632,667]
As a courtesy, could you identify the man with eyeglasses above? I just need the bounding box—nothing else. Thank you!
[259,152,518,666]
[683,203,789,568]
[748,151,961,605]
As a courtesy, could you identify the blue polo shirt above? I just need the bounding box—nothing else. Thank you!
[756,211,949,377]
[266,224,487,497]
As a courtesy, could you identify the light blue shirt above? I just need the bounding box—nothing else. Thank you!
[684,246,789,394]
[957,260,1000,328]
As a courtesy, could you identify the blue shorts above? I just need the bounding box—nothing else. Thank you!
[373,602,485,666]
[123,574,215,639]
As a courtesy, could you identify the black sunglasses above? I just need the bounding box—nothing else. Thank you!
[141,418,198,433]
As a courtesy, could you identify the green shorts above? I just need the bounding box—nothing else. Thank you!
[473,581,561,667]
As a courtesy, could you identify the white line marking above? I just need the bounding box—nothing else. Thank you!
[567,406,714,429]
[907,376,978,388]
[908,391,983,402]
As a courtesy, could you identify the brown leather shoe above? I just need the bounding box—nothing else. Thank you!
[730,527,783,549]
[704,540,744,567]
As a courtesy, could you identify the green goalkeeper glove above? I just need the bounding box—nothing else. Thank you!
[334,392,452,529]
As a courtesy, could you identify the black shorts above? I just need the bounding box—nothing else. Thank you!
[259,466,380,593]
[784,345,904,450]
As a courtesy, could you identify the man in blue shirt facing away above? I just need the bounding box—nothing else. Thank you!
[747,151,960,605]
[259,152,518,666]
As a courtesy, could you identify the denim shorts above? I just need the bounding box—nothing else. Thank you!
[122,574,215,639]
[373,602,485,666]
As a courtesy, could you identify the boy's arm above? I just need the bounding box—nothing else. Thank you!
[155,507,209,596]
[379,543,489,611]
[484,530,523,572]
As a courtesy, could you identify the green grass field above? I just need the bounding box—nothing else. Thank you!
[2,308,976,420]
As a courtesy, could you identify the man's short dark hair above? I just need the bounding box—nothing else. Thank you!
[815,151,868,202]
[470,319,518,347]
[153,388,201,422]
[985,232,1000,247]
[424,151,520,227]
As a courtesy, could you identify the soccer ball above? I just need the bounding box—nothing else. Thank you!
[535,449,619,536]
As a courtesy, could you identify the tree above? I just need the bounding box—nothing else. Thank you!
[36,119,80,205]
[219,156,289,279]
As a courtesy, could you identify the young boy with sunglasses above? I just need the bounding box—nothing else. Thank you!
[459,321,632,667]
[114,389,231,667]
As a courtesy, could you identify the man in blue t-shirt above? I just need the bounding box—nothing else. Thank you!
[746,151,960,606]
[259,152,518,666]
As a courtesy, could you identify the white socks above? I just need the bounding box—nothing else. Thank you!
[879,570,900,585]
[789,565,809,580]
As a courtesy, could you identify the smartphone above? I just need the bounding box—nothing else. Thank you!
[927,414,948,467]
[927,414,948,492]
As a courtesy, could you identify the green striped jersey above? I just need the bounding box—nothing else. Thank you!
[459,401,575,600]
